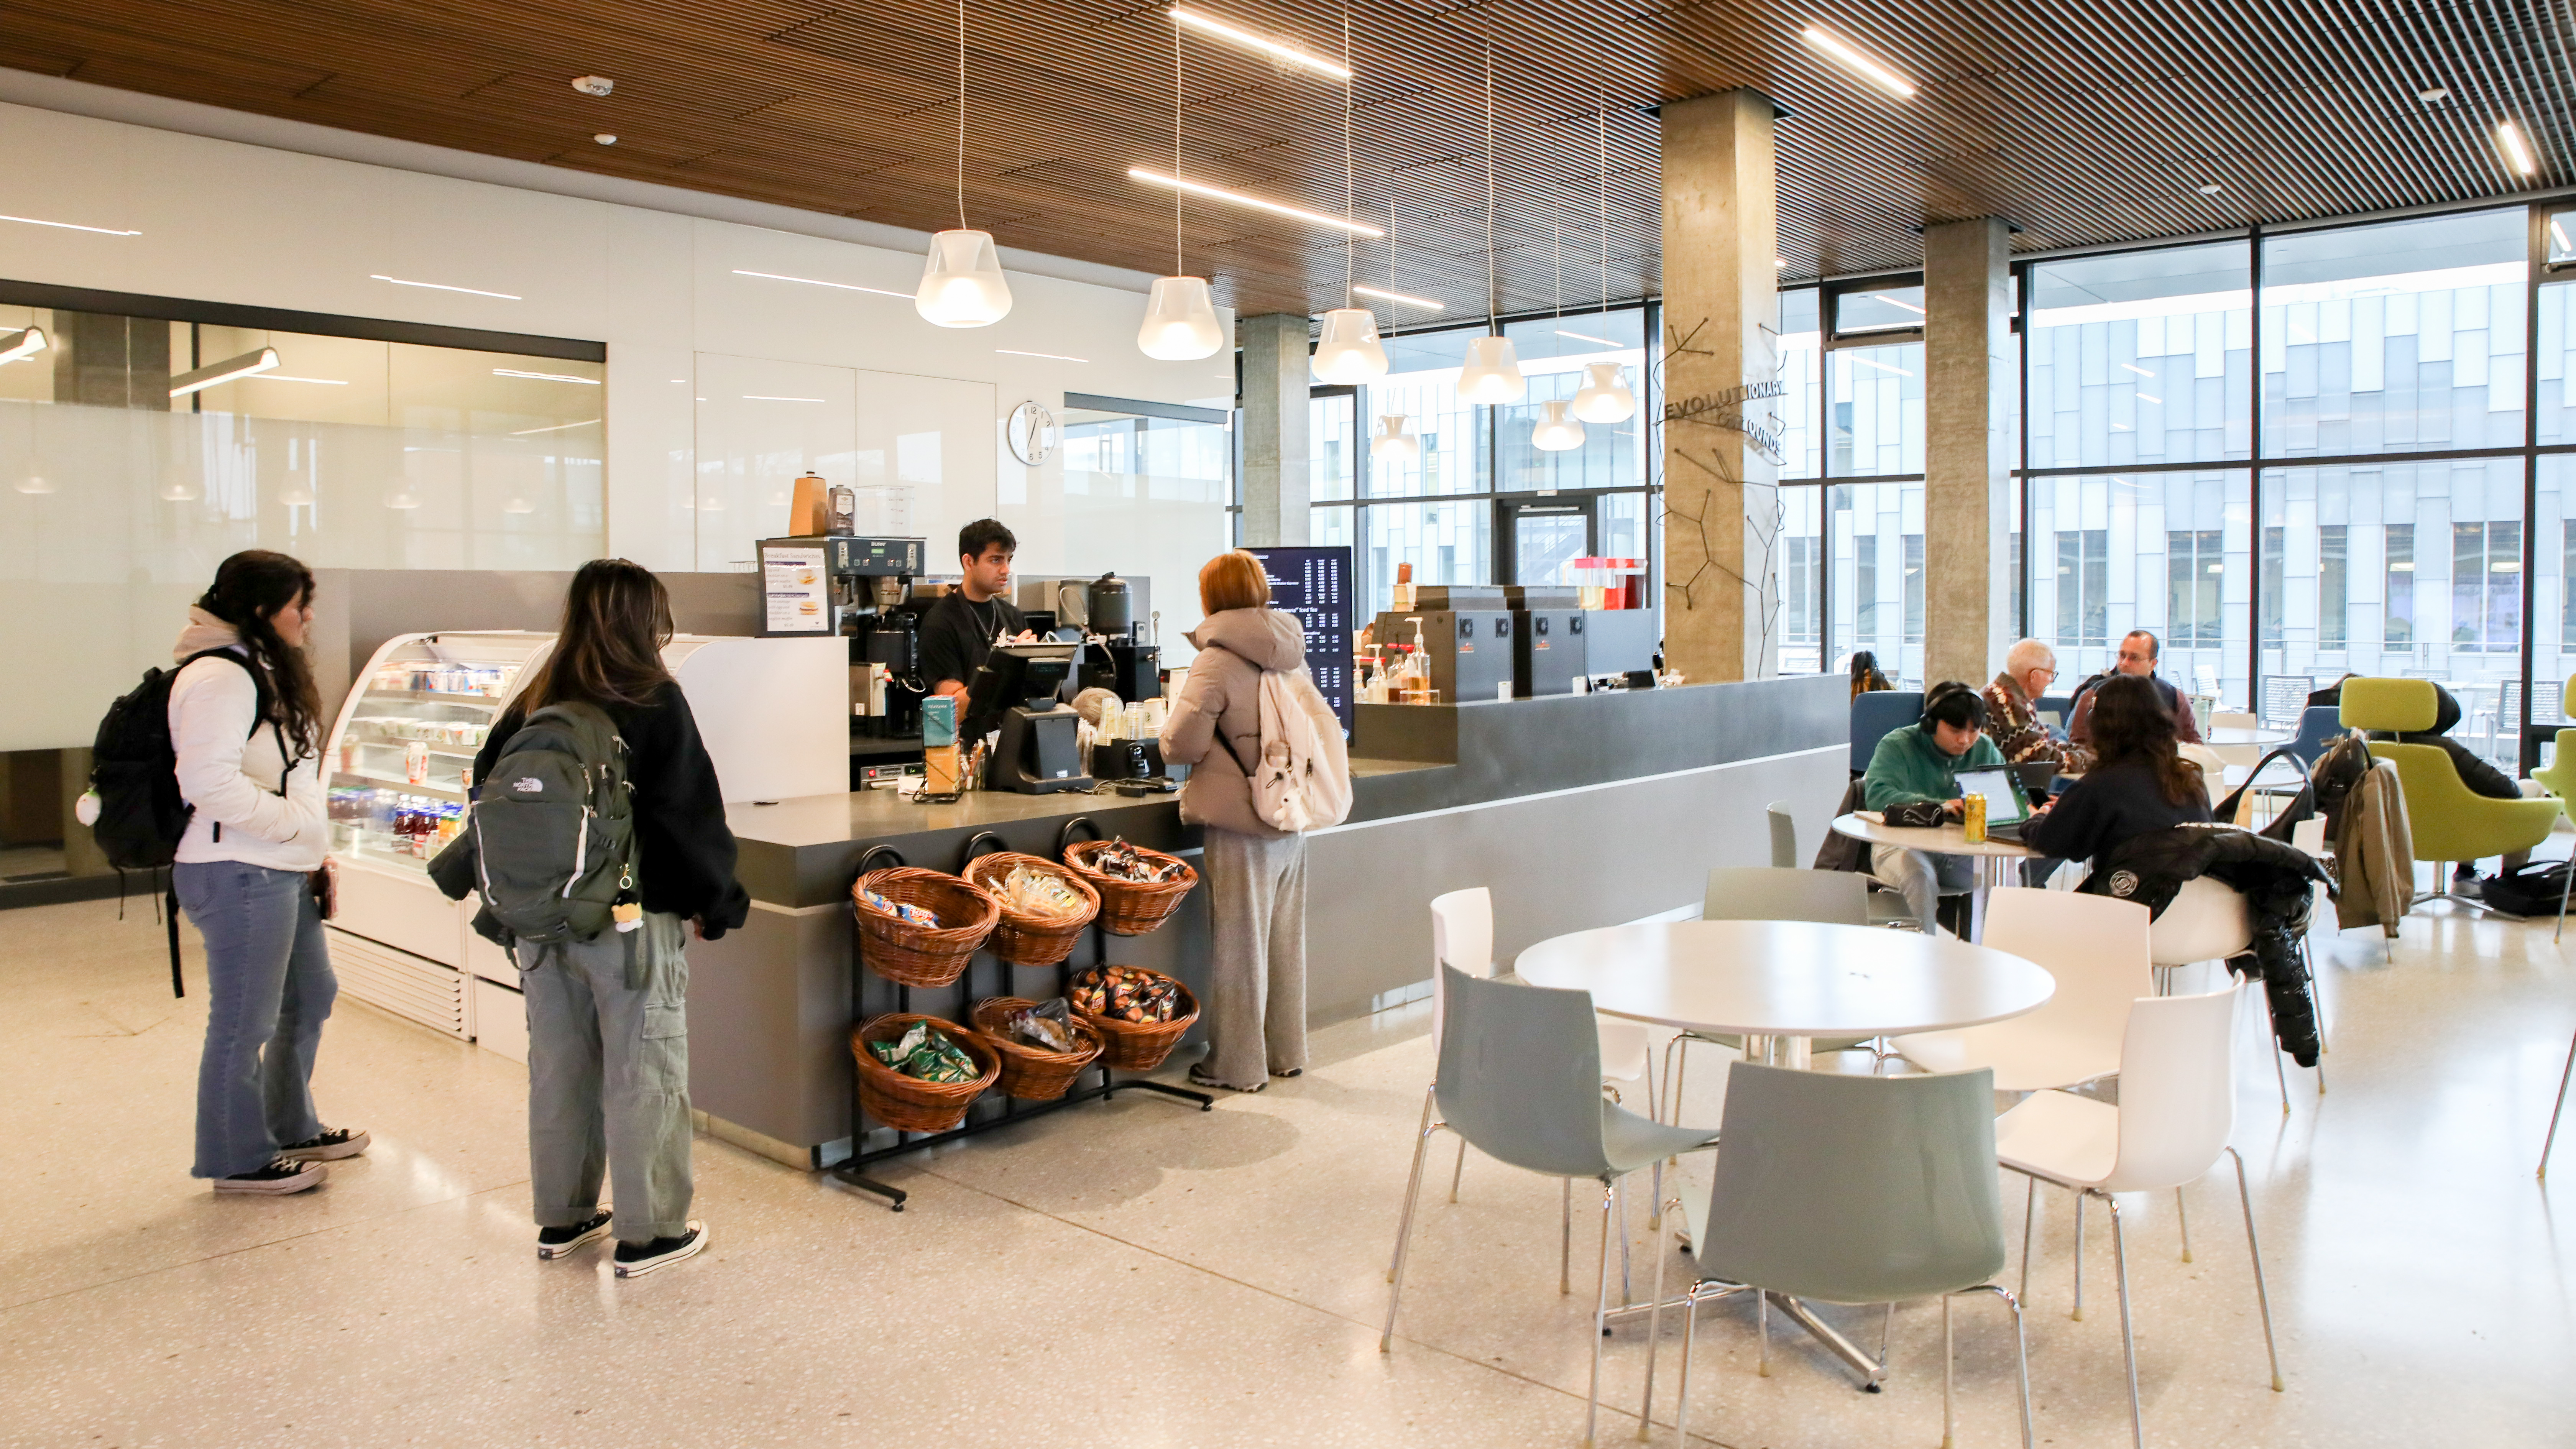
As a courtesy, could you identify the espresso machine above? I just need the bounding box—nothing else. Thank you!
[823,536,930,739]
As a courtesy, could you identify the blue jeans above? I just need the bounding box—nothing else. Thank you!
[174,861,336,1178]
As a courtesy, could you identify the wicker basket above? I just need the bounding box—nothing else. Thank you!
[963,853,1100,967]
[971,997,1104,1101]
[850,1014,999,1133]
[1069,965,1201,1071]
[852,867,1000,987]
[1061,840,1199,937]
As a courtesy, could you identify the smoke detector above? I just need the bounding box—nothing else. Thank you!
[571,75,614,97]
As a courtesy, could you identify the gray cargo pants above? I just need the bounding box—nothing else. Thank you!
[516,911,694,1243]
[1198,828,1308,1091]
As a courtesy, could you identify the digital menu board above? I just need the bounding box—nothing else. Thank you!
[1244,545,1354,735]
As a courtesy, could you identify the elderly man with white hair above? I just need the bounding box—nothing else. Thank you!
[1983,637,2090,776]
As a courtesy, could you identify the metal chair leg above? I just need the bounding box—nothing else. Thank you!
[1756,1287,1770,1376]
[1584,1177,1617,1449]
[1388,1083,1437,1283]
[2019,1175,2038,1304]
[2176,1186,2193,1263]
[2072,1192,2086,1321]
[1959,1283,2038,1449]
[1380,1093,1444,1350]
[2264,993,2292,1116]
[1942,1294,1956,1449]
[2558,843,2575,943]
[2543,1030,2576,1179]
[2108,1194,2144,1449]
[1562,1177,1574,1295]
[1672,1290,1704,1449]
[1618,1173,1635,1308]
[1448,1136,1468,1203]
[1637,1191,1681,1441]
[2228,1147,2286,1392]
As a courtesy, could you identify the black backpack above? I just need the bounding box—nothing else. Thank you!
[87,648,282,997]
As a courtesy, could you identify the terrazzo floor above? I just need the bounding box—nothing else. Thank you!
[2,890,2572,1447]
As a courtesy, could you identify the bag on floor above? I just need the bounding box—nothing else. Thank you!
[2476,860,2570,918]
[464,702,636,943]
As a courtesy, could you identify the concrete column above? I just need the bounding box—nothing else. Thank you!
[1236,313,1309,546]
[1658,90,1781,683]
[53,312,171,410]
[1920,217,2016,689]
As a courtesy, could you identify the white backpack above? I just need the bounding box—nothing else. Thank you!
[1210,652,1353,833]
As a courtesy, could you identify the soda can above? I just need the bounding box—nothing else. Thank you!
[1962,790,1987,844]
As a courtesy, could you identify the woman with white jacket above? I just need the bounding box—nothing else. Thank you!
[169,550,365,1194]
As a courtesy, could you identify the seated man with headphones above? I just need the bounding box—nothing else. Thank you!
[1860,680,2008,934]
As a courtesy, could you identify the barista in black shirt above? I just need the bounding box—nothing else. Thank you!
[920,518,1031,701]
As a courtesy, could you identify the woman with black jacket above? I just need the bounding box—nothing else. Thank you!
[465,560,749,1278]
[2026,672,2213,870]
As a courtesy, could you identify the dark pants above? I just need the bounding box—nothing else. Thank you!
[175,861,335,1178]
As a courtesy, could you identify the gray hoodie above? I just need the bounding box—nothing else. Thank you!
[1158,606,1308,840]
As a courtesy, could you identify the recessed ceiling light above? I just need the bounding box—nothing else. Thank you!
[0,212,141,236]
[572,76,614,96]
[250,374,348,385]
[1127,168,1382,236]
[733,268,910,299]
[1556,329,1622,348]
[1353,284,1442,311]
[2121,362,2155,377]
[2137,393,2162,404]
[743,394,826,402]
[493,368,600,384]
[1845,353,1913,377]
[1166,8,1349,79]
[170,347,281,397]
[594,133,617,146]
[2418,86,2450,104]
[1801,27,1916,99]
[371,274,521,300]
[997,348,1091,363]
[509,418,601,435]
[2197,183,2223,195]
[1873,292,1925,315]
[2498,120,2539,177]
[1775,256,1789,269]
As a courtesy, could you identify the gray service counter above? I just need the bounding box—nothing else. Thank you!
[688,672,1849,1163]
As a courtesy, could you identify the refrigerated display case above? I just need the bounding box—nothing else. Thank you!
[320,630,848,1053]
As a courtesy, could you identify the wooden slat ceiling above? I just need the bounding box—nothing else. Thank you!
[0,0,2567,319]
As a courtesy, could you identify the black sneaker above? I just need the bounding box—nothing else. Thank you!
[214,1156,325,1194]
[1188,1063,1264,1093]
[612,1221,707,1278]
[537,1208,615,1260]
[277,1127,370,1163]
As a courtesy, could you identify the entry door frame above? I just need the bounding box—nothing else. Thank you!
[1495,492,1603,588]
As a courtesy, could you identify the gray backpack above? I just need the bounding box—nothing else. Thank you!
[462,702,636,943]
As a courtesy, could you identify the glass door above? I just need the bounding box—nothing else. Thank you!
[1498,497,1595,587]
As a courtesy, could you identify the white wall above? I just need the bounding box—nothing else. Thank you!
[0,93,1237,747]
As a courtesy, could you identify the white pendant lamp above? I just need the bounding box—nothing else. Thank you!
[1139,276,1223,360]
[1569,103,1635,426]
[1572,363,1635,423]
[1372,413,1418,464]
[1313,308,1387,383]
[1459,41,1523,407]
[1459,335,1526,404]
[1137,22,1222,360]
[1532,398,1585,451]
[917,0,1012,329]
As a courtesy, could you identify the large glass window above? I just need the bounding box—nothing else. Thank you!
[1498,312,1648,493]
[2261,209,2528,458]
[1777,289,1822,481]
[2027,240,2252,470]
[1366,328,1483,499]
[2028,471,2251,706]
[1832,481,1923,682]
[2540,253,2576,445]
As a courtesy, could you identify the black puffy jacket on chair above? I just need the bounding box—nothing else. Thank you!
[2078,823,2334,1066]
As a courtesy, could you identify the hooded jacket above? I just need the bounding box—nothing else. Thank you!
[2080,823,2331,1065]
[168,608,327,872]
[1158,606,1308,840]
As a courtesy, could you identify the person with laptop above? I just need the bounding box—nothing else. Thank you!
[2024,673,2211,871]
[1861,680,2008,933]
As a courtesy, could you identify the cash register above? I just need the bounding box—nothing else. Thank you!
[963,640,1094,794]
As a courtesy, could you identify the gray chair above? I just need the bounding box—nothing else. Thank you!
[1766,799,1799,868]
[1641,1064,2032,1449]
[1385,965,1721,1448]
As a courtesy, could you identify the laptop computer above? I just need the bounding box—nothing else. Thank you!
[1955,768,2037,842]
[2011,760,2062,797]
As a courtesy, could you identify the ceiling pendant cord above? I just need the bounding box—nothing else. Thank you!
[1342,2,1355,309]
[1484,39,1497,335]
[1598,100,1611,321]
[955,0,968,231]
[1174,15,1185,276]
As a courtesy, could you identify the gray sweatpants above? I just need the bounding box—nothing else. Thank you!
[1199,828,1308,1091]
[516,912,694,1242]
[1871,844,1977,935]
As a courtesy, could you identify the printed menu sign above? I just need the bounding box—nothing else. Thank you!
[761,543,831,635]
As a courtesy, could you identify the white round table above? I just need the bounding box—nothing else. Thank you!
[1514,919,2054,1061]
[1831,811,2039,938]
[2207,724,2294,748]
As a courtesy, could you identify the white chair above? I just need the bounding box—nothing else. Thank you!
[1996,985,2286,1449]
[1393,888,1656,1295]
[2209,710,2263,771]
[2149,876,2317,1107]
[1892,888,2152,1091]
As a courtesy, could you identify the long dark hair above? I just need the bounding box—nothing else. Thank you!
[2090,674,2202,805]
[1849,649,1892,700]
[198,550,323,754]
[521,559,675,710]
